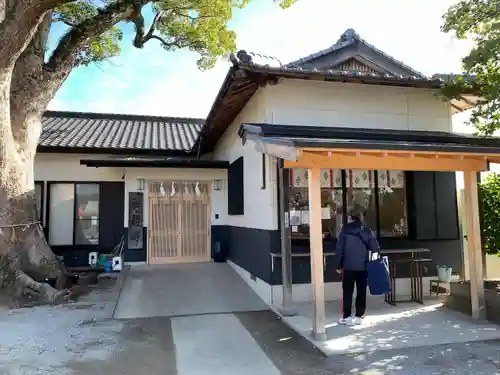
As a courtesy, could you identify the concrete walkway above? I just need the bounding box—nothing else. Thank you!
[114,263,268,319]
[278,298,500,356]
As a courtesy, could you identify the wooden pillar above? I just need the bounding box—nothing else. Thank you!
[463,170,485,319]
[308,167,327,341]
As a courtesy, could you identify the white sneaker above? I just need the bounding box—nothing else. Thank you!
[339,317,356,326]
[353,317,363,325]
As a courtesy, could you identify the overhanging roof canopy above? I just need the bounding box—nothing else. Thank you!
[239,124,500,172]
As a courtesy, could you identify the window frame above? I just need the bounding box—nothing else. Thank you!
[376,170,408,239]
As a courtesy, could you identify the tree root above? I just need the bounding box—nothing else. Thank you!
[16,270,70,305]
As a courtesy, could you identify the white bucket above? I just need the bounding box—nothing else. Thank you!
[112,256,123,272]
[437,265,452,282]
[88,252,99,266]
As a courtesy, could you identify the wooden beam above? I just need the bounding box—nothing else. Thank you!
[463,170,485,319]
[284,151,489,172]
[301,147,500,160]
[308,167,327,341]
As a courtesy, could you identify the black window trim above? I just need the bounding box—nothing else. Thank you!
[34,181,44,226]
[261,153,266,190]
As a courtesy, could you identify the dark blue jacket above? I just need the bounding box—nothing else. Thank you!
[334,221,380,271]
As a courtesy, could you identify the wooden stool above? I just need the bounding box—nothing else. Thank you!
[429,279,449,296]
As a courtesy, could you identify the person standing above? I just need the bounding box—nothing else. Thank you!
[334,204,380,326]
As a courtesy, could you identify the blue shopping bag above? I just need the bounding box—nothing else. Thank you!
[367,254,392,296]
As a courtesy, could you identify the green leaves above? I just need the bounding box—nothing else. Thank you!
[479,173,500,255]
[53,1,123,66]
[441,0,500,135]
[80,26,123,65]
[50,0,296,71]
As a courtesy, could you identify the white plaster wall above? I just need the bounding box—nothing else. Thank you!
[213,89,279,230]
[264,79,453,132]
[35,153,123,182]
[228,260,448,306]
[123,168,227,227]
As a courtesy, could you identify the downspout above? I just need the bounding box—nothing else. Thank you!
[196,129,204,160]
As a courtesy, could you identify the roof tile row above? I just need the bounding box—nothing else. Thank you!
[40,111,204,152]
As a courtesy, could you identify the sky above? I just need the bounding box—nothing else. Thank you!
[47,0,476,133]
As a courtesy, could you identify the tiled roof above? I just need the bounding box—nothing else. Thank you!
[40,111,204,153]
[286,28,428,79]
[229,50,443,85]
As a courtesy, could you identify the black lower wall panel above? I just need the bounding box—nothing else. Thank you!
[54,226,149,265]
[123,227,147,263]
[270,238,463,285]
[223,226,279,284]
[53,229,125,267]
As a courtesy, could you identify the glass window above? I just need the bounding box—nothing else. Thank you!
[49,183,75,246]
[377,170,407,237]
[346,169,377,231]
[288,168,344,240]
[75,184,99,245]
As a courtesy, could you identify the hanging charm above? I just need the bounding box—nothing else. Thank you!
[170,182,176,196]
[159,182,166,197]
[195,181,201,197]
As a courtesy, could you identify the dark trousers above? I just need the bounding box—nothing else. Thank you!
[342,270,368,319]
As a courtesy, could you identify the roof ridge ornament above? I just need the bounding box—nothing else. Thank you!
[230,50,283,68]
[337,28,359,45]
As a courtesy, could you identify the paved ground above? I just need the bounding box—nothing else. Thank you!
[114,263,268,319]
[282,298,500,356]
[4,305,500,375]
[3,265,500,374]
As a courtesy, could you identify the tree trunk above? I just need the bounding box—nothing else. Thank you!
[0,89,68,306]
[0,13,69,306]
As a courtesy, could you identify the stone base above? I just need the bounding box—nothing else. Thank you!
[445,281,500,323]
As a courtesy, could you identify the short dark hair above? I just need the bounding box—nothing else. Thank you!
[350,214,362,222]
[348,203,364,222]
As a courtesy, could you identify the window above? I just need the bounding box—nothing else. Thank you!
[346,169,377,231]
[74,184,100,245]
[286,168,408,240]
[377,170,407,237]
[288,168,344,240]
[228,157,244,215]
[49,183,75,246]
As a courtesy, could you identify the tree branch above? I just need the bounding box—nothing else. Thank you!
[45,0,144,72]
[131,10,195,49]
[132,9,164,47]
[51,16,77,27]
